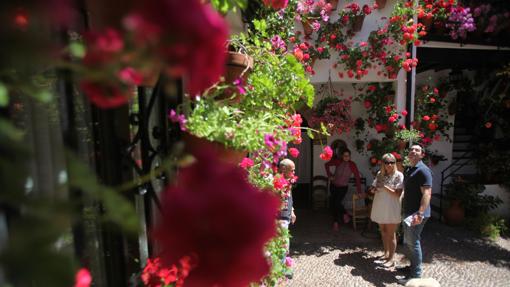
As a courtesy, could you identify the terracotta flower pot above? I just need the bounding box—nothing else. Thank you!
[225,51,253,84]
[302,20,314,36]
[183,133,247,165]
[445,199,465,226]
[215,51,253,102]
[376,0,387,9]
[351,15,365,33]
[327,0,339,10]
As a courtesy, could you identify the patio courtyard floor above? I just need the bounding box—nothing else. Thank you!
[287,209,510,287]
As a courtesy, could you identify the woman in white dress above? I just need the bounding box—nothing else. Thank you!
[369,153,404,267]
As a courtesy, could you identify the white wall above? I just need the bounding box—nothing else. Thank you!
[484,185,510,219]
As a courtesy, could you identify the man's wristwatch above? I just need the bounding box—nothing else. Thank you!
[417,211,424,218]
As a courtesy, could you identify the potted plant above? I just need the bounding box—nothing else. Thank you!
[184,37,314,154]
[444,177,502,225]
[339,2,372,33]
[337,42,372,79]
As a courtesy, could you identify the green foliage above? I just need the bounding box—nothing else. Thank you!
[0,82,8,107]
[210,0,247,14]
[187,40,314,152]
[466,213,507,240]
[445,179,503,217]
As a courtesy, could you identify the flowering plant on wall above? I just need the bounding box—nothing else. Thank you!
[413,84,453,146]
[337,42,371,79]
[356,83,403,135]
[418,0,456,23]
[446,6,476,39]
[297,0,334,35]
[338,2,372,32]
[292,40,330,74]
[316,20,346,49]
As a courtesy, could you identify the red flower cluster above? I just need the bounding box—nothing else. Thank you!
[320,146,333,161]
[263,0,289,10]
[413,85,452,146]
[153,148,279,287]
[141,257,193,287]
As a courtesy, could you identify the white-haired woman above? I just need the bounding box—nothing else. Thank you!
[369,153,404,267]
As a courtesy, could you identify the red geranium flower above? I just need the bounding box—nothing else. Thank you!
[153,148,279,287]
[320,146,333,161]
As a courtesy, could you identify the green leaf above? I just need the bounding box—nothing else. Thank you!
[0,83,8,107]
[307,129,315,139]
[34,90,52,103]
[69,42,86,58]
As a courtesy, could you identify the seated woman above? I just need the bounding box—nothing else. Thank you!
[325,148,362,231]
[369,153,404,268]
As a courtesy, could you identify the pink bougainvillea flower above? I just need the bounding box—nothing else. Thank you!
[285,256,294,267]
[263,0,289,10]
[153,149,279,287]
[168,109,187,131]
[485,122,492,129]
[320,146,333,161]
[288,147,300,158]
[233,78,246,95]
[239,157,254,169]
[422,115,430,121]
[118,67,144,85]
[83,28,124,66]
[80,81,130,109]
[127,0,228,96]
[74,268,92,287]
[401,109,408,116]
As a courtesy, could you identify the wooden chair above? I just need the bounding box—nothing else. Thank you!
[352,193,371,231]
[349,177,370,231]
[311,175,329,210]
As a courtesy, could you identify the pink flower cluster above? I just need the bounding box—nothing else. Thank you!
[80,0,229,108]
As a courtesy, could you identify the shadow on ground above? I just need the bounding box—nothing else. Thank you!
[291,209,510,270]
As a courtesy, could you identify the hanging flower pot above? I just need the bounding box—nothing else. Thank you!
[375,0,387,9]
[351,15,365,32]
[183,133,247,165]
[215,51,253,102]
[225,51,253,84]
[327,0,339,10]
[302,20,314,36]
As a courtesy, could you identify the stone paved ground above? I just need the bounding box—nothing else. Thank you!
[287,209,510,287]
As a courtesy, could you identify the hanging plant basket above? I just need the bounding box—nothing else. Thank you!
[351,15,365,32]
[375,0,387,9]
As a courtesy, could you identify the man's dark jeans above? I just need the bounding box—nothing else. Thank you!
[403,218,428,278]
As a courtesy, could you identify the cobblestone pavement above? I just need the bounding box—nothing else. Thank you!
[287,209,510,287]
